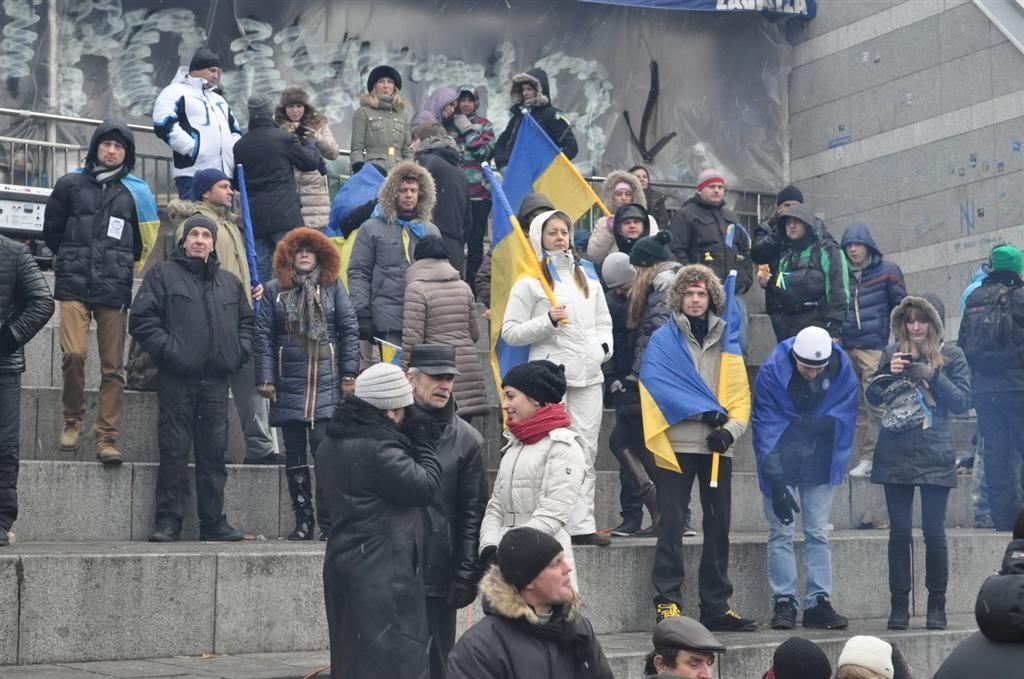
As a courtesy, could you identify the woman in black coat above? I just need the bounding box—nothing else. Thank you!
[317,363,442,679]
[255,227,359,540]
[866,294,971,632]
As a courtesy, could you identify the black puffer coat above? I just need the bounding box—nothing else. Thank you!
[129,249,253,380]
[667,194,753,294]
[867,296,971,488]
[232,116,321,237]
[415,136,471,274]
[0,235,54,373]
[493,68,578,169]
[318,397,442,679]
[409,400,487,598]
[43,121,145,308]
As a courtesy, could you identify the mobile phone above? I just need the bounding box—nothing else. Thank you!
[897,353,913,361]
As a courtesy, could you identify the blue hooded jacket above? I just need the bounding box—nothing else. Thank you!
[840,224,906,349]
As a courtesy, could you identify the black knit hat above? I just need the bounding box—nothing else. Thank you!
[367,65,402,92]
[189,48,220,72]
[413,235,449,262]
[629,230,673,267]
[502,360,566,405]
[776,184,804,206]
[179,213,218,246]
[497,527,564,590]
[771,637,832,679]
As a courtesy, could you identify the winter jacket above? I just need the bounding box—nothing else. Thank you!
[152,66,242,179]
[667,194,753,294]
[232,117,321,238]
[347,161,441,335]
[587,171,659,268]
[630,262,682,377]
[447,566,614,679]
[493,68,578,170]
[43,121,150,308]
[479,426,585,570]
[408,400,486,598]
[129,248,253,380]
[501,212,614,388]
[840,224,906,349]
[255,229,359,425]
[603,288,634,386]
[169,199,253,304]
[277,116,339,229]
[401,258,487,416]
[961,272,1024,394]
[867,296,971,488]
[318,397,442,679]
[752,210,835,321]
[0,235,54,374]
[645,186,670,231]
[350,93,412,172]
[444,86,496,199]
[415,136,472,273]
[765,204,849,340]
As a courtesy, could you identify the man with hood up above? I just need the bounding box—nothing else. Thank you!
[493,67,578,170]
[413,123,472,274]
[43,121,157,466]
[348,160,442,349]
[152,48,242,199]
[839,224,906,478]
[449,86,496,291]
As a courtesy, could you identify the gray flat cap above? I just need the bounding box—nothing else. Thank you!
[652,616,726,654]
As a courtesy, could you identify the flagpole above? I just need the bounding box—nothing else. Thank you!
[236,164,261,315]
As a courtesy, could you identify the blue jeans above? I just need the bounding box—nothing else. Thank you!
[254,231,288,284]
[174,176,193,200]
[763,483,834,608]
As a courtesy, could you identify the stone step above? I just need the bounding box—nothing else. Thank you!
[0,616,980,678]
[0,532,1002,665]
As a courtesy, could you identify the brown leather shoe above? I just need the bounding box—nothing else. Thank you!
[571,532,612,547]
[59,417,83,452]
[96,438,123,466]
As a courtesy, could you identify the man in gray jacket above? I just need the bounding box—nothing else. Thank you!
[347,160,441,349]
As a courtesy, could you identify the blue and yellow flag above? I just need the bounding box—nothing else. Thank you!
[639,270,750,473]
[483,165,560,391]
[502,113,609,221]
[74,169,158,273]
[376,337,402,366]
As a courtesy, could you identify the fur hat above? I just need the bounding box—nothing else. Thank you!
[272,227,341,288]
[498,527,564,590]
[502,360,567,405]
[367,65,402,92]
[629,231,673,267]
[668,264,725,316]
[355,363,413,411]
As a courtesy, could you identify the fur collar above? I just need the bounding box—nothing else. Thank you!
[377,160,436,224]
[326,396,406,443]
[478,565,581,624]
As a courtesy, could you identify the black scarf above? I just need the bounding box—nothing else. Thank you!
[688,314,709,347]
[88,162,127,184]
[508,608,599,678]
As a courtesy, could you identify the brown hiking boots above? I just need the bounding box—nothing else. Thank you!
[59,417,83,452]
[96,436,123,466]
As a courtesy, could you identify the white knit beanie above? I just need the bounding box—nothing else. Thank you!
[837,636,894,679]
[601,252,636,289]
[355,363,414,410]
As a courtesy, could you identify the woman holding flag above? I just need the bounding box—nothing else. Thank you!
[501,209,614,547]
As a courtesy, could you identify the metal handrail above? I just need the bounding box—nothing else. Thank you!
[0,108,154,133]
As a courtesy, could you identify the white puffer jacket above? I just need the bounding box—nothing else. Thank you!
[501,211,614,388]
[480,427,585,570]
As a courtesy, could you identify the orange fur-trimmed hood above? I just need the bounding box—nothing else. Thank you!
[272,227,341,289]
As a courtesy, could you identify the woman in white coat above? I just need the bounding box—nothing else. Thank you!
[501,210,614,546]
[479,361,586,584]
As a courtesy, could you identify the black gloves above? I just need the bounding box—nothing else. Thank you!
[400,416,444,449]
[705,429,734,454]
[446,576,478,609]
[357,311,374,341]
[701,410,729,428]
[902,362,935,382]
[770,482,801,526]
[479,545,497,571]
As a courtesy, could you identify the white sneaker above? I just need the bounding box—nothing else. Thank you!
[849,460,873,477]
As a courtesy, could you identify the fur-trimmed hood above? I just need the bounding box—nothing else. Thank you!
[601,170,646,209]
[478,564,581,624]
[377,160,436,224]
[272,227,341,288]
[891,294,945,340]
[510,68,551,108]
[668,264,725,316]
[527,209,575,260]
[166,197,238,225]
[273,86,326,128]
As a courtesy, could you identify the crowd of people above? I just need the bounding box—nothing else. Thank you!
[0,45,1020,677]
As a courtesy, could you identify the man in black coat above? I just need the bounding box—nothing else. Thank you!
[129,214,253,542]
[447,527,614,679]
[43,120,156,464]
[493,67,578,170]
[414,124,472,275]
[405,344,486,679]
[0,236,55,546]
[233,93,321,283]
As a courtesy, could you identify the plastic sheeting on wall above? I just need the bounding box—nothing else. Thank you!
[0,0,796,192]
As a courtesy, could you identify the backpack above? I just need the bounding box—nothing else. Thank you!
[959,283,1020,372]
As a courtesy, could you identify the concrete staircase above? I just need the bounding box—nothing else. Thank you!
[2,273,1000,677]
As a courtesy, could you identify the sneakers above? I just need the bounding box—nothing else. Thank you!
[682,524,698,537]
[701,609,758,632]
[610,520,642,537]
[849,459,873,477]
[59,417,83,452]
[199,518,244,542]
[571,532,611,547]
[655,601,682,622]
[802,594,849,629]
[96,438,123,466]
[149,519,180,543]
[771,597,798,630]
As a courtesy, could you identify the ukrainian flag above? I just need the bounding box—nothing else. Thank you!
[639,270,750,474]
[502,113,609,221]
[483,165,559,390]
[74,170,159,273]
[377,337,402,366]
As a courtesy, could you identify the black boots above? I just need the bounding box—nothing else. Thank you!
[150,519,181,543]
[927,592,947,630]
[888,594,910,630]
[286,465,316,541]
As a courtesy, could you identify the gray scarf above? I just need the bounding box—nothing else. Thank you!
[285,265,329,355]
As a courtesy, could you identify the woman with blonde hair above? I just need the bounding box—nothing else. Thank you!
[867,294,971,631]
[274,86,339,229]
[350,65,411,172]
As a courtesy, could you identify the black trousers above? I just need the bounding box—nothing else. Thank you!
[0,373,21,530]
[974,392,1024,531]
[465,199,491,293]
[885,483,949,596]
[609,411,655,524]
[282,420,329,530]
[426,595,456,679]
[155,373,229,528]
[652,453,733,616]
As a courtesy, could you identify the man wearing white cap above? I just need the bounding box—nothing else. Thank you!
[752,326,859,631]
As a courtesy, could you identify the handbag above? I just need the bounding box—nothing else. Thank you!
[877,377,929,432]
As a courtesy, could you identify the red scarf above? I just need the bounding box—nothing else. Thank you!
[508,403,572,445]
